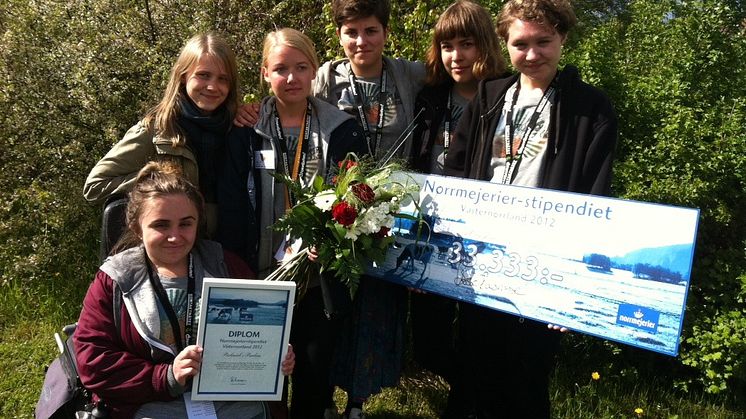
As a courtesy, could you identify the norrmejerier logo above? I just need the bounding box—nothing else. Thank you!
[616,303,660,333]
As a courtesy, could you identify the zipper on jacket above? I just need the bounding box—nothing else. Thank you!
[477,90,508,174]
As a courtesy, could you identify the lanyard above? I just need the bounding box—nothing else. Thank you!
[346,61,387,156]
[145,250,195,352]
[442,89,454,157]
[274,102,312,208]
[501,81,555,184]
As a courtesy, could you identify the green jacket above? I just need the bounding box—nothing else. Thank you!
[83,120,199,202]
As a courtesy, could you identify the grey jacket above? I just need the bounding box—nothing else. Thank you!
[252,96,366,277]
[313,56,426,159]
[100,240,228,357]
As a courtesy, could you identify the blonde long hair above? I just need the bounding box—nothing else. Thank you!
[143,33,239,146]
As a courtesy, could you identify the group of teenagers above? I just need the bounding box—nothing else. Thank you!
[73,0,618,418]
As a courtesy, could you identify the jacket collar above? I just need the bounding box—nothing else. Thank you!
[254,95,353,142]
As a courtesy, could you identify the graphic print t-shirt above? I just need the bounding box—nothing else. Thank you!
[158,275,202,350]
[336,74,407,158]
[277,125,322,186]
[488,83,555,187]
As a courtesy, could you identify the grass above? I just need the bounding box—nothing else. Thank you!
[330,371,449,418]
[2,280,744,418]
[335,368,746,419]
[323,366,744,419]
[0,320,62,417]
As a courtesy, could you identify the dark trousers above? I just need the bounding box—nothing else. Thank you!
[456,303,560,419]
[410,292,458,381]
[289,286,342,419]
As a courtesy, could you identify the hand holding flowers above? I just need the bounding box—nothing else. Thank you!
[268,153,419,295]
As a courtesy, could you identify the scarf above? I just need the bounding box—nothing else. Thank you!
[177,97,232,203]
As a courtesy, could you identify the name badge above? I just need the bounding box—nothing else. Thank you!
[255,150,275,170]
[274,235,303,263]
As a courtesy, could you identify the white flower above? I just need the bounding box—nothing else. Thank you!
[366,169,391,187]
[343,201,397,241]
[344,229,359,240]
[313,190,337,211]
[388,183,419,206]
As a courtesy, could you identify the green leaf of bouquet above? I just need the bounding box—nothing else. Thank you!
[270,171,304,196]
[379,236,395,248]
[331,223,347,241]
[312,175,325,191]
[375,190,397,201]
[295,204,320,219]
[358,234,373,249]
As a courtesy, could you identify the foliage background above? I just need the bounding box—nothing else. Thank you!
[0,0,744,415]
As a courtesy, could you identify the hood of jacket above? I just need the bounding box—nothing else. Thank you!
[99,240,228,355]
[314,56,426,159]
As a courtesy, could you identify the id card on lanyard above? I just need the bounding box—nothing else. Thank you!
[274,102,313,209]
[145,251,196,351]
[501,81,555,185]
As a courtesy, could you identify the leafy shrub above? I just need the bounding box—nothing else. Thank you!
[566,0,746,396]
[0,0,744,402]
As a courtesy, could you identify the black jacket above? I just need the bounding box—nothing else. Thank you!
[410,80,454,173]
[444,65,618,196]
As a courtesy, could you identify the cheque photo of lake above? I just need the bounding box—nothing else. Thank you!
[368,229,693,356]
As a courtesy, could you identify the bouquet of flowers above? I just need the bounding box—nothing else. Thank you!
[266,153,420,295]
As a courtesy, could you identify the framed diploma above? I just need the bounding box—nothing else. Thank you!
[191,278,295,401]
[367,172,699,357]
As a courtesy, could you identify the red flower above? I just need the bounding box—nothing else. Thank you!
[332,201,358,226]
[374,226,390,238]
[351,183,375,204]
[331,175,338,185]
[338,159,357,171]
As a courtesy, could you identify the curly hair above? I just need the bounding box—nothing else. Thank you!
[497,0,577,40]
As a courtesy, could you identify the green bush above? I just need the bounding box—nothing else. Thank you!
[0,0,744,403]
[565,0,746,396]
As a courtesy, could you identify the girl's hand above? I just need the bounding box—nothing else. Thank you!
[234,102,260,127]
[547,324,568,333]
[173,345,203,386]
[281,344,295,375]
[308,246,319,263]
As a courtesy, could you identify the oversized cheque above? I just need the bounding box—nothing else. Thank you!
[367,172,699,356]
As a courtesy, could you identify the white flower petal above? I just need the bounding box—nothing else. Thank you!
[313,190,337,211]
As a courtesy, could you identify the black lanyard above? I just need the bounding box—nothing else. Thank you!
[274,101,312,207]
[442,89,454,156]
[502,81,555,184]
[145,250,195,352]
[347,62,387,156]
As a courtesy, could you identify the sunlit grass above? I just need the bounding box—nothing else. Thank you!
[2,281,743,418]
[0,319,62,417]
[549,367,743,419]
